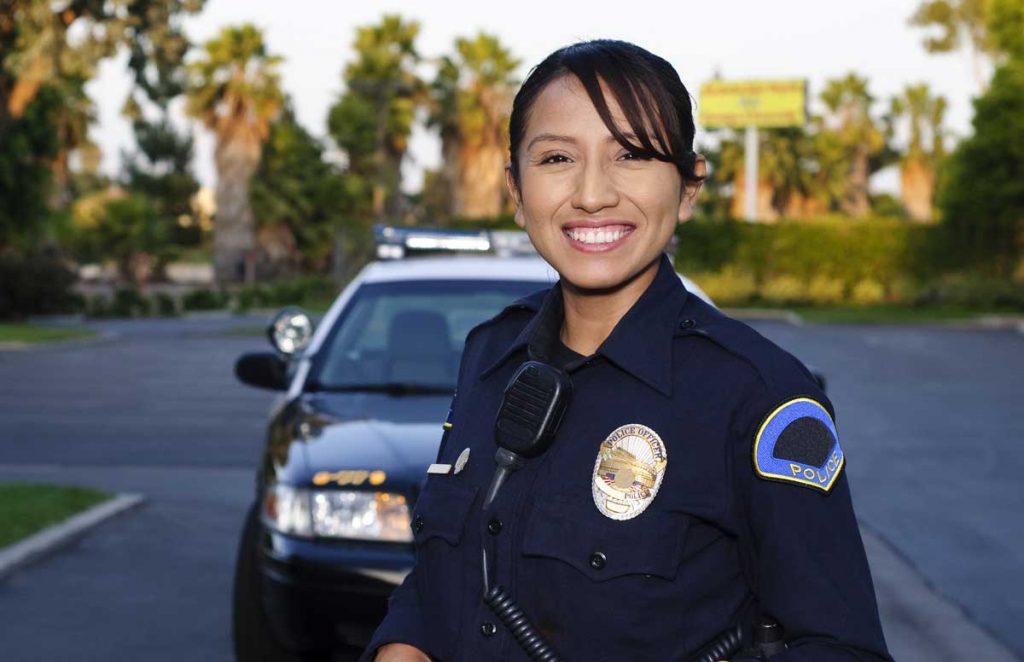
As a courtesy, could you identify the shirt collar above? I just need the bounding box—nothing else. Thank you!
[480,253,689,396]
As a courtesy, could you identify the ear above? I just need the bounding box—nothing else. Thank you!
[505,165,526,229]
[677,154,707,224]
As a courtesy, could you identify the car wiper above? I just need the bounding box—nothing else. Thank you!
[307,382,453,395]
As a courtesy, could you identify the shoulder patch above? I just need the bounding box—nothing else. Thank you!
[753,397,844,493]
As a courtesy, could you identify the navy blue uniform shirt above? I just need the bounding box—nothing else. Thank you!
[366,254,891,661]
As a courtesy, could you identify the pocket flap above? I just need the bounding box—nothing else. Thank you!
[411,480,478,546]
[521,493,687,581]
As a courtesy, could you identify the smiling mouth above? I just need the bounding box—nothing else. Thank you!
[562,224,635,247]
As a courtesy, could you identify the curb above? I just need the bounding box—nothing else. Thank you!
[0,493,145,580]
[942,315,1024,334]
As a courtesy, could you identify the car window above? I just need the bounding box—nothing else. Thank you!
[309,279,546,391]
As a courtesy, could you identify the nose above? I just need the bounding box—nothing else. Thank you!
[571,158,619,213]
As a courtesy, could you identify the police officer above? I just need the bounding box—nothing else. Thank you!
[367,40,892,662]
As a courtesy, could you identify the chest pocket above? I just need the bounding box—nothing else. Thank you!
[411,478,478,546]
[521,493,688,581]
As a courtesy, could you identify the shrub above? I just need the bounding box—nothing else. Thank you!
[0,250,79,320]
[886,278,919,305]
[760,276,807,306]
[806,276,846,305]
[152,293,178,317]
[675,217,945,286]
[182,288,230,311]
[86,296,112,318]
[850,279,886,306]
[234,276,338,312]
[918,276,1024,310]
[110,288,151,318]
[690,269,757,306]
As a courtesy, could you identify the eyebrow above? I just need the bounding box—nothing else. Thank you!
[526,132,639,151]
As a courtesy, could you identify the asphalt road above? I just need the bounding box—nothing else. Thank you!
[0,313,1020,661]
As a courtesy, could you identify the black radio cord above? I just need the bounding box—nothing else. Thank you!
[483,583,563,662]
[481,533,562,662]
[685,622,745,662]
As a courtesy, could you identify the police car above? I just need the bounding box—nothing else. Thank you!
[231,226,713,661]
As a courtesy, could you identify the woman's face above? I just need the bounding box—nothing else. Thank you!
[507,74,703,294]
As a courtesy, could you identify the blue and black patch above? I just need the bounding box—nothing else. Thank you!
[753,397,844,493]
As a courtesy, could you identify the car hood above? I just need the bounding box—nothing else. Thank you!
[265,392,452,493]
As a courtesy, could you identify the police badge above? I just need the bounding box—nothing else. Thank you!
[592,424,668,520]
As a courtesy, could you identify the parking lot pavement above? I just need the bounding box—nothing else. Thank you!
[746,320,1024,658]
[0,463,252,662]
[0,315,1021,659]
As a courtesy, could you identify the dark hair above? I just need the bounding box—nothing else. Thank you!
[508,39,703,189]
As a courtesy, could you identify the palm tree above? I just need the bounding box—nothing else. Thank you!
[328,15,423,221]
[909,0,994,91]
[819,73,886,217]
[716,128,818,220]
[185,24,283,283]
[890,83,948,221]
[429,33,520,218]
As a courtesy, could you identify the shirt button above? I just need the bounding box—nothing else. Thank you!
[412,515,424,534]
[679,318,695,329]
[480,621,497,637]
[487,518,503,535]
[589,552,607,570]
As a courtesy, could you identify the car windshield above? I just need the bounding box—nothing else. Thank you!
[308,279,547,393]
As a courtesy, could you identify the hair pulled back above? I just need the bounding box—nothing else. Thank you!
[508,39,703,188]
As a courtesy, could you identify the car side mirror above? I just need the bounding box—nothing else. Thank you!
[235,352,289,391]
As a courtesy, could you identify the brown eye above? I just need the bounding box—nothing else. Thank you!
[540,154,570,165]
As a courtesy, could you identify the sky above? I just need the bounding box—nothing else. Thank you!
[86,0,983,195]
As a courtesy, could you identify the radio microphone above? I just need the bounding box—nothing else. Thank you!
[483,361,571,510]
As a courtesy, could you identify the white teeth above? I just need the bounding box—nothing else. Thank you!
[567,227,630,244]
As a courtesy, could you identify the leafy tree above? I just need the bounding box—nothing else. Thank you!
[1,0,200,251]
[0,1,114,216]
[328,15,424,221]
[429,33,520,218]
[185,24,284,283]
[74,189,169,286]
[0,84,62,248]
[986,0,1024,61]
[818,73,887,217]
[250,105,353,274]
[938,59,1024,276]
[121,0,204,254]
[888,83,948,221]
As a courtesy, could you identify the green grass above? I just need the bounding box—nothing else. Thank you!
[732,305,1019,325]
[0,483,111,548]
[0,323,97,344]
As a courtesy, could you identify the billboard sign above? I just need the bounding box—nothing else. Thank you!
[699,79,807,129]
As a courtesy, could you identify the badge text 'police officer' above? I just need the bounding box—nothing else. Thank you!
[592,424,667,520]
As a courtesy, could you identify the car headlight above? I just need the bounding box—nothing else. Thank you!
[262,484,412,542]
[263,483,313,537]
[311,490,412,542]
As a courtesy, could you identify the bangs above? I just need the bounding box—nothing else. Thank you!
[508,39,702,185]
[561,44,687,165]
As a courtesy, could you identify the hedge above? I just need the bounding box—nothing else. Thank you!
[675,217,1023,310]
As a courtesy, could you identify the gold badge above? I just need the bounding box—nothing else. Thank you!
[592,424,667,520]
